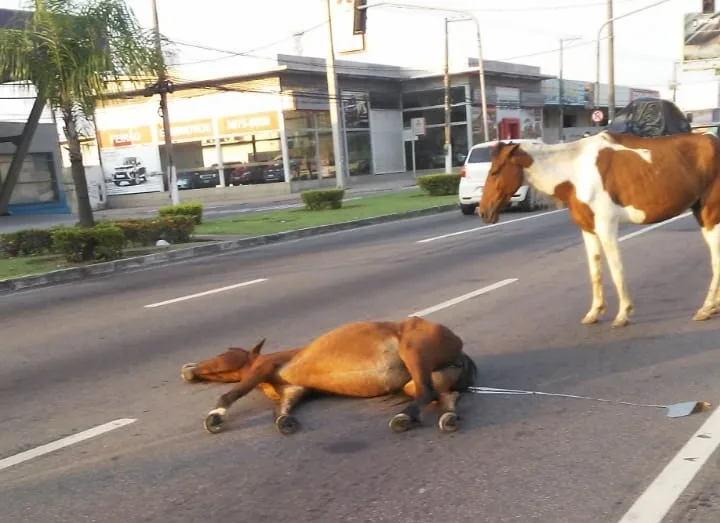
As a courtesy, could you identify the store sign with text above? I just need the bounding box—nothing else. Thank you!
[98,126,153,148]
[218,112,278,137]
[157,118,215,144]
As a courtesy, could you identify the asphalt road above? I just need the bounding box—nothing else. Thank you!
[2,207,720,523]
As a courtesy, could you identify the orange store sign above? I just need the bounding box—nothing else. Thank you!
[157,118,214,143]
[219,112,278,136]
[99,127,152,148]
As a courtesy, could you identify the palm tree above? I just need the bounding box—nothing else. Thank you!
[0,0,165,226]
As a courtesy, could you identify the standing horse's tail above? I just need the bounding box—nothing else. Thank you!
[454,353,479,391]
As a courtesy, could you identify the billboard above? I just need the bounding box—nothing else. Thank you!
[683,11,720,70]
[330,0,366,55]
[98,126,164,196]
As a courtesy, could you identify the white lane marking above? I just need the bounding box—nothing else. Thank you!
[409,278,518,317]
[144,278,268,308]
[0,418,137,472]
[618,212,692,242]
[417,209,567,244]
[616,404,720,523]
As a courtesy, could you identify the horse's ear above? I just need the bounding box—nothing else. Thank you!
[250,338,266,358]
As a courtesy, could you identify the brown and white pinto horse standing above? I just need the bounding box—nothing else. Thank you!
[478,130,720,327]
[181,317,478,435]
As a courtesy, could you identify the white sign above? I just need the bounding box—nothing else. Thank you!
[330,0,366,55]
[411,117,426,136]
[591,109,604,123]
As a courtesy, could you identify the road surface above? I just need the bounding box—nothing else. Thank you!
[2,208,720,523]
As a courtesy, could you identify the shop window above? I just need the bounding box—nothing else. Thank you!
[0,152,58,205]
[346,131,372,176]
[370,91,401,110]
[403,106,467,127]
[402,86,467,109]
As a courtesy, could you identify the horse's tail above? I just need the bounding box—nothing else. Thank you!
[454,353,479,391]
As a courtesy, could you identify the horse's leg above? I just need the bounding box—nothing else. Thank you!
[204,362,275,434]
[695,224,720,321]
[274,385,308,435]
[389,344,441,433]
[581,230,606,324]
[402,367,463,433]
[595,218,634,328]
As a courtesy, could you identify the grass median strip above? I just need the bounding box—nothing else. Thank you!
[0,190,457,282]
[195,189,458,236]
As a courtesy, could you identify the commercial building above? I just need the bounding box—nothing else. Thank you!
[70,53,658,205]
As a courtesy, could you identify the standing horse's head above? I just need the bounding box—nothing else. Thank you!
[478,141,533,224]
[181,339,266,383]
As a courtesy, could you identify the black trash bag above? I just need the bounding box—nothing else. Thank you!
[606,97,692,137]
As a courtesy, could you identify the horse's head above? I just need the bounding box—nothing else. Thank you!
[181,339,266,383]
[478,141,533,224]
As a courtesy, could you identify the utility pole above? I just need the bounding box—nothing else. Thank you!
[150,0,179,205]
[559,38,564,143]
[669,60,679,102]
[444,18,452,174]
[325,0,347,189]
[607,0,616,123]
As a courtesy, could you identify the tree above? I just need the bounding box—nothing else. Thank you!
[0,0,165,226]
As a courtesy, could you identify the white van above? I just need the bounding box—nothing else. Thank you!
[458,138,544,216]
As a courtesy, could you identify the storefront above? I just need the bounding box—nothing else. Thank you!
[1,122,69,215]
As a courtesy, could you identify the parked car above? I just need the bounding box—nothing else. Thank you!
[112,157,147,186]
[176,168,219,190]
[458,138,543,216]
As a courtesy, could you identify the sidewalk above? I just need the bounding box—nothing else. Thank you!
[0,171,429,234]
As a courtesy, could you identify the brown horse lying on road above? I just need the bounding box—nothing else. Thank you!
[180,316,478,435]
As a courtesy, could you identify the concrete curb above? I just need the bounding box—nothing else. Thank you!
[0,203,458,295]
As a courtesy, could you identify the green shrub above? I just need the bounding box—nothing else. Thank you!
[417,173,461,196]
[0,228,56,257]
[99,215,196,247]
[51,225,125,263]
[158,202,204,224]
[300,189,345,211]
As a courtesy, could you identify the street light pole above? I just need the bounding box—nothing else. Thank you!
[358,2,489,142]
[558,36,581,142]
[444,18,452,174]
[151,0,179,205]
[594,0,675,114]
[325,0,347,189]
[607,0,615,122]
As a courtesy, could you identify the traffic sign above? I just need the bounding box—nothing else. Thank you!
[591,109,604,123]
[411,117,426,136]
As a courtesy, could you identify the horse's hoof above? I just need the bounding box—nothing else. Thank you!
[181,363,197,382]
[611,317,629,328]
[581,314,599,325]
[693,308,714,322]
[438,411,458,433]
[275,415,299,435]
[204,412,225,434]
[389,413,413,433]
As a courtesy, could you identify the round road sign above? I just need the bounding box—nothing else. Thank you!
[591,109,604,123]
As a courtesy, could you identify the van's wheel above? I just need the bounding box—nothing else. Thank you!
[460,204,476,216]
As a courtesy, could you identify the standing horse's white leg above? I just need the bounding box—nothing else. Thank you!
[694,224,720,321]
[581,231,606,324]
[595,219,634,328]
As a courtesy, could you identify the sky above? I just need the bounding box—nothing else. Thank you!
[0,0,717,113]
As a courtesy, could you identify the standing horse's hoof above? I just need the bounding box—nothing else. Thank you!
[693,307,715,321]
[181,363,198,382]
[388,413,413,433]
[275,415,299,435]
[438,412,458,433]
[204,410,226,434]
[611,317,629,328]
